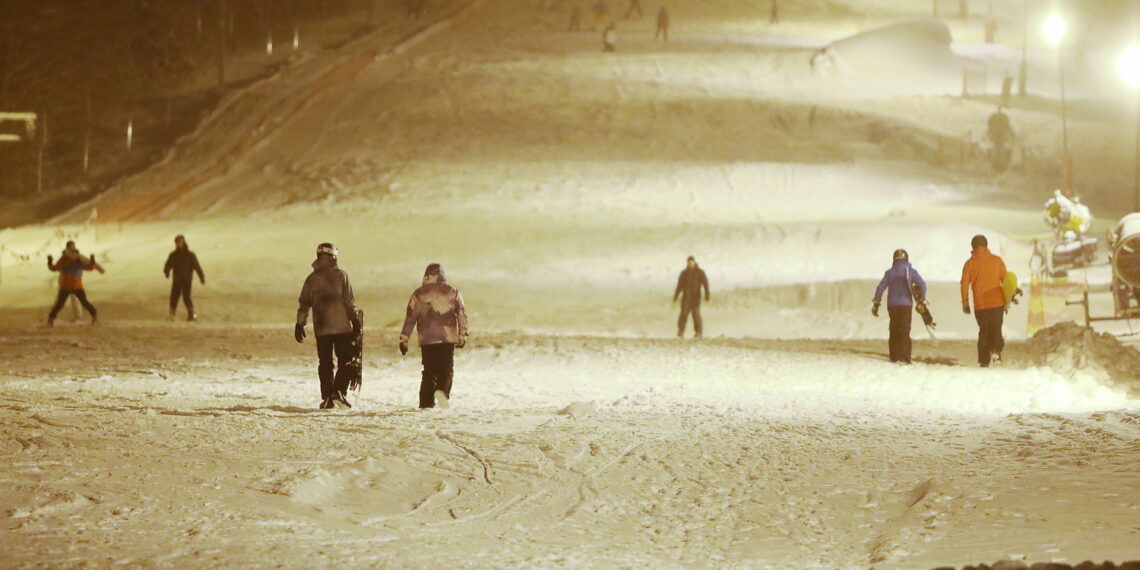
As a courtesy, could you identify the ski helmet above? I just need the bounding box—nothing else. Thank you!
[971,235,987,249]
[893,249,908,262]
[316,242,338,258]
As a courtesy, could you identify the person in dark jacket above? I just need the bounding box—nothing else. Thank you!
[872,249,926,364]
[295,243,361,409]
[163,235,205,321]
[673,255,710,338]
[399,263,468,409]
[47,240,104,326]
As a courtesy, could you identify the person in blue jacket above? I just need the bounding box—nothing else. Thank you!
[872,249,926,364]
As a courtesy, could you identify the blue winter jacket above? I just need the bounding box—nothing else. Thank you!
[874,261,927,307]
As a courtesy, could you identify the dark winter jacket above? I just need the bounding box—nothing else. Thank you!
[673,266,710,303]
[164,246,205,283]
[296,256,358,337]
[874,260,926,307]
[400,264,468,346]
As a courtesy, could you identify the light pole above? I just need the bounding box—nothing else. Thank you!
[1043,11,1070,193]
[1017,0,1027,95]
[1118,44,1140,211]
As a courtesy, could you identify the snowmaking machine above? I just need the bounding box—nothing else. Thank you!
[1106,213,1140,318]
[1030,189,1098,276]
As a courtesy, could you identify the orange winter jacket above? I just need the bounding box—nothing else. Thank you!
[960,246,1007,311]
[50,254,101,291]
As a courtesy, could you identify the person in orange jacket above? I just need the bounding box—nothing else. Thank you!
[960,234,1007,367]
[47,240,104,326]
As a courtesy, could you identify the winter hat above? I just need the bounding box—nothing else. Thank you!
[316,242,338,258]
[892,249,908,262]
[970,235,987,249]
[63,241,79,258]
[174,234,186,246]
[687,255,696,262]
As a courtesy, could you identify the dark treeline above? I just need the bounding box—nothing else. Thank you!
[0,0,385,202]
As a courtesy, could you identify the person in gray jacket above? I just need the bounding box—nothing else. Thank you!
[295,243,361,409]
[399,263,468,409]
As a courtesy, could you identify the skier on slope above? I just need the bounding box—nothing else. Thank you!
[961,235,1008,367]
[295,243,361,409]
[655,6,669,41]
[47,240,104,326]
[399,263,468,409]
[163,235,205,321]
[673,255,710,338]
[872,249,926,364]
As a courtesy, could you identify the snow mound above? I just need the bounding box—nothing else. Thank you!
[812,20,965,93]
[1024,322,1140,396]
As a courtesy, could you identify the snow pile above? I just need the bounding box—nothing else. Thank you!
[1023,322,1140,396]
[812,20,965,94]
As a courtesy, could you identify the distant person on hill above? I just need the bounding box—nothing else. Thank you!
[47,240,104,326]
[399,263,468,409]
[624,0,643,19]
[673,256,710,338]
[569,4,582,31]
[603,22,617,52]
[961,235,1008,367]
[163,234,205,321]
[872,249,926,364]
[295,243,361,409]
[592,0,609,30]
[655,6,669,41]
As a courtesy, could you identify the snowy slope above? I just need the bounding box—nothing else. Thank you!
[1,0,1138,567]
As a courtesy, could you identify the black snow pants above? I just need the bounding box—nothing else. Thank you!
[678,297,702,337]
[974,307,1005,366]
[170,278,194,313]
[887,305,912,363]
[420,343,455,408]
[49,289,97,320]
[316,333,355,399]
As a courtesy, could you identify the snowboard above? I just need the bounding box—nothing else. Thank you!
[1003,272,1022,306]
[909,281,937,338]
[346,308,364,394]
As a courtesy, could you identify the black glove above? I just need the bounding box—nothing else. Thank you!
[47,255,54,265]
[350,317,361,337]
[871,301,880,317]
[90,254,96,264]
[962,303,971,315]
[399,341,408,356]
[456,335,467,349]
[294,324,305,343]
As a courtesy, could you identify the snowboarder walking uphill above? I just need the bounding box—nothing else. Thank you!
[47,240,104,326]
[655,6,669,41]
[673,256,710,338]
[399,263,468,409]
[961,235,1008,367]
[872,249,926,364]
[295,243,361,409]
[163,235,205,321]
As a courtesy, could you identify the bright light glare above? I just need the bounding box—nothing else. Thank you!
[1118,44,1140,89]
[1043,12,1066,48]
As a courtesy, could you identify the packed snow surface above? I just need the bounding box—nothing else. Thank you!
[2,0,1139,567]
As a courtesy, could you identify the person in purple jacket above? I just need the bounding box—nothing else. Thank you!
[871,249,926,364]
[399,263,468,409]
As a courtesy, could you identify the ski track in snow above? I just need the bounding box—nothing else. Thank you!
[0,326,1137,568]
